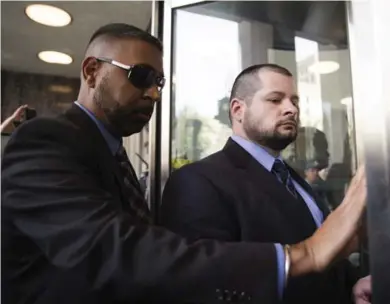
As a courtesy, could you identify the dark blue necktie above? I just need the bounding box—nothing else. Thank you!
[116,146,152,223]
[272,159,298,198]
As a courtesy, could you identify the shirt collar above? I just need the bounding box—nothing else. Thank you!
[74,101,121,155]
[230,134,283,172]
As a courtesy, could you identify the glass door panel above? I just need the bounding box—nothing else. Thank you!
[171,1,357,216]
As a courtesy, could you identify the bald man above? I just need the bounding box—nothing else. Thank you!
[2,24,367,304]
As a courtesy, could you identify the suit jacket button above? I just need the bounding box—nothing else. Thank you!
[216,289,223,300]
[224,290,230,301]
[228,290,236,302]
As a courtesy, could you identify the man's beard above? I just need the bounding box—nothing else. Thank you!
[243,115,297,151]
[93,77,142,137]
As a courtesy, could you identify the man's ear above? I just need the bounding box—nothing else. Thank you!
[230,98,245,123]
[82,57,99,89]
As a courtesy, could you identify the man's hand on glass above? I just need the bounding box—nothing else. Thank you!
[288,165,367,277]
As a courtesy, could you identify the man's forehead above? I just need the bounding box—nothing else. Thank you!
[257,70,296,92]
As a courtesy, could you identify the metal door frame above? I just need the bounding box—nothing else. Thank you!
[155,0,210,203]
[347,1,390,302]
[148,0,165,218]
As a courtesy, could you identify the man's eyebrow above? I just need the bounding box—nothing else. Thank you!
[291,94,300,101]
[267,90,284,95]
[265,91,300,100]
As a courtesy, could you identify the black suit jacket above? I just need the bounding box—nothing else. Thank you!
[161,139,358,304]
[2,106,279,304]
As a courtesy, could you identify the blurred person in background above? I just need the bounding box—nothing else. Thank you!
[1,104,34,155]
[304,160,332,210]
[0,104,29,134]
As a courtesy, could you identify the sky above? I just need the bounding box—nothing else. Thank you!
[174,10,241,118]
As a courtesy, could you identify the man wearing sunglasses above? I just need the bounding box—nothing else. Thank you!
[2,23,367,304]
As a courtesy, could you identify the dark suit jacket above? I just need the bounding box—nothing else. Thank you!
[161,139,358,304]
[2,105,279,304]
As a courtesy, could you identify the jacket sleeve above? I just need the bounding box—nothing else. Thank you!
[1,118,279,304]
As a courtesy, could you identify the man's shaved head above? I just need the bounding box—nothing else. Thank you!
[229,64,293,120]
[86,23,162,52]
[83,23,162,65]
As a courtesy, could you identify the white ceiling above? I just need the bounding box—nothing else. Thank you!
[1,1,152,78]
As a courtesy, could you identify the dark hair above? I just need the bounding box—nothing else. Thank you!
[228,63,293,123]
[88,23,162,52]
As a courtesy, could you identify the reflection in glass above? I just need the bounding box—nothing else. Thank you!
[172,10,238,166]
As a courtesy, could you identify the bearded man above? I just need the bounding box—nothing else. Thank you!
[161,64,369,304]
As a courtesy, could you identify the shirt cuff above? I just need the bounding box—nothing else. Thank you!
[274,243,286,300]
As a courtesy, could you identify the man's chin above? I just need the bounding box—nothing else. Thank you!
[121,123,146,137]
[265,135,296,151]
[279,128,297,137]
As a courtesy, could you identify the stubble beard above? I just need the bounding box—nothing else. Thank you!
[243,114,297,152]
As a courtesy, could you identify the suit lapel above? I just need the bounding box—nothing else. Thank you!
[63,105,139,213]
[223,139,318,239]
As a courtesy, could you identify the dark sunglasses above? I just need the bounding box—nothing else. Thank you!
[96,57,165,91]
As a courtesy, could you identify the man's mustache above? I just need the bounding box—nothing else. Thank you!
[135,104,155,115]
[277,117,297,127]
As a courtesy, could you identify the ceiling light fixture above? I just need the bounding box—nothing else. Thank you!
[308,61,340,75]
[25,4,72,27]
[49,85,73,94]
[38,51,73,65]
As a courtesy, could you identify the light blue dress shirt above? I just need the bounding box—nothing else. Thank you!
[74,101,121,155]
[73,104,324,297]
[231,135,324,298]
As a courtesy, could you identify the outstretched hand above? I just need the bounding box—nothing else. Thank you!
[0,105,28,133]
[290,165,367,276]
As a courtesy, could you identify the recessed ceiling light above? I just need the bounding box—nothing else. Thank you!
[308,61,340,75]
[38,51,73,65]
[25,4,72,27]
[49,85,73,94]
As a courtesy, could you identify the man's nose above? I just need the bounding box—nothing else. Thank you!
[282,98,299,116]
[144,85,161,102]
